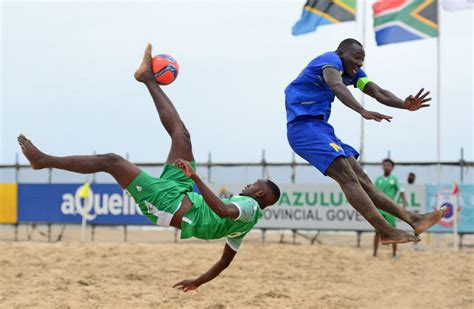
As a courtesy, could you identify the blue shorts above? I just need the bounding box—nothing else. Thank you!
[287,116,359,174]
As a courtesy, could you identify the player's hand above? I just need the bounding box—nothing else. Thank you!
[403,88,431,111]
[174,159,195,178]
[360,110,393,122]
[173,279,199,292]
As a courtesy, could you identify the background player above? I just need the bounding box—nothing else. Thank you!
[373,158,408,257]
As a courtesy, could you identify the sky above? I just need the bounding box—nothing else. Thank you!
[1,0,473,166]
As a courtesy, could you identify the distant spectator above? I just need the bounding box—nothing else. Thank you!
[373,159,408,258]
[218,187,234,199]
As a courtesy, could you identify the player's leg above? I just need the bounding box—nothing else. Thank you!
[346,156,446,235]
[134,44,194,164]
[373,231,380,257]
[18,134,140,189]
[326,157,418,244]
[392,243,397,257]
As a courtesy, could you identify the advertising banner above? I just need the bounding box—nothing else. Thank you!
[17,182,473,233]
[0,184,17,224]
[212,184,426,231]
[426,185,474,233]
[18,183,151,225]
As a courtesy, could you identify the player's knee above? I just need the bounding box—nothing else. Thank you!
[357,172,372,188]
[327,158,358,184]
[338,170,359,186]
[172,128,192,147]
[181,126,191,141]
[101,153,123,161]
[99,153,125,169]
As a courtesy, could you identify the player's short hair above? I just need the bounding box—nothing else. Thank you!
[383,158,395,166]
[337,38,363,51]
[265,180,281,203]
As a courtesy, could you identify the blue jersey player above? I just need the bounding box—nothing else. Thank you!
[285,38,446,244]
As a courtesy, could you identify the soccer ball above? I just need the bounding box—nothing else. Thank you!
[152,54,179,85]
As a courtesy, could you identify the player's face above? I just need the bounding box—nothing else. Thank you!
[240,180,266,196]
[340,45,365,77]
[383,161,394,175]
[240,180,278,207]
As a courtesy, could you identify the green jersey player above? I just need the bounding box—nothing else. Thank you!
[18,43,280,292]
[373,158,408,257]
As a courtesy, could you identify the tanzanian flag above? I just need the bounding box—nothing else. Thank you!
[373,0,438,46]
[292,0,357,36]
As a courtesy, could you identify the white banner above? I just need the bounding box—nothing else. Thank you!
[211,184,426,231]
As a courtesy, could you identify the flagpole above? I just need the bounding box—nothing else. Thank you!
[359,0,367,164]
[436,0,441,186]
[452,184,459,251]
[435,0,455,250]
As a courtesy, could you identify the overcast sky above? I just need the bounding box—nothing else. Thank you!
[1,0,473,165]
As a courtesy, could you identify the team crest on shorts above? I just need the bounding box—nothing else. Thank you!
[145,201,158,215]
[329,142,342,152]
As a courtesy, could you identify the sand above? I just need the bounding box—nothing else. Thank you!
[0,227,473,308]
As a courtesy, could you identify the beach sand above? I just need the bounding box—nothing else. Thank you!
[1,226,473,308]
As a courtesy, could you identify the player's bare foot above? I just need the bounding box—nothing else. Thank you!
[134,43,154,83]
[17,134,47,170]
[380,229,419,245]
[412,207,447,235]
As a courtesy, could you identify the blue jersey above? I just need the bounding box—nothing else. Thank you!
[285,51,368,123]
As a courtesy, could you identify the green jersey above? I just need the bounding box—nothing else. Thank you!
[374,175,403,200]
[180,193,263,251]
[374,175,404,227]
[125,161,263,251]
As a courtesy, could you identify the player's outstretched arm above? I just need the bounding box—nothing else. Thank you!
[364,82,431,111]
[175,159,239,219]
[323,68,392,122]
[173,243,237,292]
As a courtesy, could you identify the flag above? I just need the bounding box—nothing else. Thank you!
[79,181,90,198]
[452,183,460,195]
[442,0,474,11]
[373,0,438,46]
[292,0,357,36]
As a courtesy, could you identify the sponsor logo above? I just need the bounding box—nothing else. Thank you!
[60,185,139,221]
[430,188,464,228]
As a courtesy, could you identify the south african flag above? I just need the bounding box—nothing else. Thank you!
[292,0,357,36]
[373,0,438,46]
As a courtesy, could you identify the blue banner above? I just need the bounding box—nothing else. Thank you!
[426,185,474,233]
[18,184,152,225]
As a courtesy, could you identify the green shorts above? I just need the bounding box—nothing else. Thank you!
[126,161,196,226]
[378,209,396,227]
